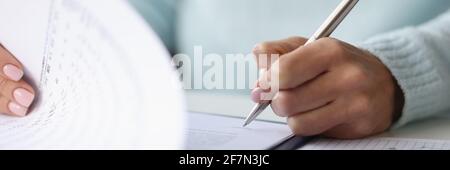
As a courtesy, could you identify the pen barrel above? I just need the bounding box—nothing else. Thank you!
[309,0,359,43]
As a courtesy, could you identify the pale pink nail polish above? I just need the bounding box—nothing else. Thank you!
[251,88,263,103]
[3,64,23,81]
[8,102,27,117]
[13,88,35,107]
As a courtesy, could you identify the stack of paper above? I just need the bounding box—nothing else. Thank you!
[0,0,185,149]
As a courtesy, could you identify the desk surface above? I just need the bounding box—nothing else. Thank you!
[186,91,450,140]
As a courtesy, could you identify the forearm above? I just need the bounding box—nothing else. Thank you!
[360,10,450,128]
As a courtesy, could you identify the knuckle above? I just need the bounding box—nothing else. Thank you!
[340,65,368,88]
[349,95,372,116]
[316,38,346,62]
[276,58,292,84]
[327,40,346,57]
[272,92,297,116]
[255,42,276,54]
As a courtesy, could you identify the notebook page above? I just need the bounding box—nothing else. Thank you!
[300,137,450,150]
[186,112,292,150]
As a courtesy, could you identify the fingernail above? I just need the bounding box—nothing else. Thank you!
[8,102,28,117]
[251,88,263,103]
[3,64,23,81]
[13,88,35,107]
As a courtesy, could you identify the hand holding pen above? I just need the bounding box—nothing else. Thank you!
[246,0,404,139]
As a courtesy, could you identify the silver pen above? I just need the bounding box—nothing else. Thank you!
[243,0,359,127]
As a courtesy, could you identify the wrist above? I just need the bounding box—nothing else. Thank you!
[392,78,405,125]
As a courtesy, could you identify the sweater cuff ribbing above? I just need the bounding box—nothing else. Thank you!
[359,28,447,129]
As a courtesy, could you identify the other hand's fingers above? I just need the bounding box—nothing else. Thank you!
[0,45,25,81]
[0,76,35,116]
[0,95,28,117]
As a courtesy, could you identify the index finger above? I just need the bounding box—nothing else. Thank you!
[253,37,307,69]
[264,38,343,90]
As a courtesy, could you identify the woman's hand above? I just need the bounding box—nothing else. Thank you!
[0,45,35,117]
[251,37,404,139]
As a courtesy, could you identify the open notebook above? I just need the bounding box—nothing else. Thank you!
[186,112,293,150]
[187,112,450,150]
[300,137,450,150]
[0,0,185,149]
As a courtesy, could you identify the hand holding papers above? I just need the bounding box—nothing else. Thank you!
[0,0,185,149]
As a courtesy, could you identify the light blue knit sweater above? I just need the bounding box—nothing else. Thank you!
[361,10,450,128]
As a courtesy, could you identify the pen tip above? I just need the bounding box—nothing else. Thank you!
[242,122,249,127]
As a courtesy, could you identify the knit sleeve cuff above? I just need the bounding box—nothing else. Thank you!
[359,28,448,129]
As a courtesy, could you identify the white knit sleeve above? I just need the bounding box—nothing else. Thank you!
[360,10,450,128]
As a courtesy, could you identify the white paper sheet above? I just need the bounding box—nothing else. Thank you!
[0,0,185,149]
[300,137,450,150]
[186,112,292,150]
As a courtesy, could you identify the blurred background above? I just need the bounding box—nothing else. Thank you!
[129,0,450,122]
